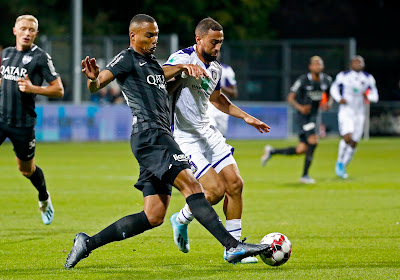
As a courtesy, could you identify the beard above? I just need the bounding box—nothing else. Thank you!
[202,50,217,63]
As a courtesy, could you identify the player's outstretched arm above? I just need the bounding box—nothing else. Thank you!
[81,56,114,92]
[163,64,209,81]
[210,90,270,133]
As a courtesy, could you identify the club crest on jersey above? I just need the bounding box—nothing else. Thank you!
[22,55,33,65]
[189,160,197,174]
[211,70,217,81]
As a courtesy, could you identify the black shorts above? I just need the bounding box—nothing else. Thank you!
[0,122,36,161]
[131,128,191,197]
[296,114,317,143]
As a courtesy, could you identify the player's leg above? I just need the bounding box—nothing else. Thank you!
[300,134,317,184]
[176,165,226,222]
[0,123,7,146]
[218,163,257,263]
[261,133,306,166]
[171,166,227,253]
[173,168,270,263]
[87,193,168,251]
[336,112,357,178]
[65,192,167,269]
[218,164,243,238]
[9,125,54,224]
[170,138,226,252]
[341,115,363,172]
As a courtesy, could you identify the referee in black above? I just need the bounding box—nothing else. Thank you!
[0,15,64,225]
[65,14,270,269]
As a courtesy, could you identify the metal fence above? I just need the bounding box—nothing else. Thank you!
[221,38,356,101]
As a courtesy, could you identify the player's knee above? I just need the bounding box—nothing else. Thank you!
[205,185,225,205]
[226,176,244,197]
[146,214,165,227]
[296,146,307,154]
[18,166,34,177]
[349,141,357,148]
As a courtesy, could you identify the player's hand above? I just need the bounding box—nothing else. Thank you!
[182,64,209,79]
[17,74,34,93]
[339,98,347,104]
[298,104,311,115]
[81,56,100,80]
[243,115,270,133]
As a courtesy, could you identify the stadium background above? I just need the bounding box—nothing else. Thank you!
[1,1,400,279]
[1,0,399,140]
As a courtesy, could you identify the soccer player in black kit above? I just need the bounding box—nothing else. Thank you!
[65,14,270,269]
[261,56,332,184]
[0,15,64,224]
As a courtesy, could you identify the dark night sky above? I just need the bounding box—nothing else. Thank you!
[269,0,400,100]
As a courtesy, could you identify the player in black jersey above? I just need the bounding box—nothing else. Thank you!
[0,15,64,224]
[65,14,270,269]
[261,56,332,184]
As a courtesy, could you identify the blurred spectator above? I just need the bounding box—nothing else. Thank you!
[90,86,111,104]
[108,86,124,104]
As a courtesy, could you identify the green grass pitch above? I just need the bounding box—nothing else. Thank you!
[0,137,399,279]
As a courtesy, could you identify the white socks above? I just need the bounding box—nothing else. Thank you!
[176,205,242,241]
[226,219,242,241]
[176,204,194,225]
[337,139,356,167]
[337,139,347,163]
[343,146,356,166]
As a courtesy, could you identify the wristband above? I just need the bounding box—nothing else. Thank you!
[90,78,98,83]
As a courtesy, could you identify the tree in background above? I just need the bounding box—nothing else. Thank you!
[0,0,279,48]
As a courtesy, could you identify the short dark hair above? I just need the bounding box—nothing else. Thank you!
[195,17,223,36]
[130,14,156,26]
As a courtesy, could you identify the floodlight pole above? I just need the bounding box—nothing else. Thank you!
[72,0,82,104]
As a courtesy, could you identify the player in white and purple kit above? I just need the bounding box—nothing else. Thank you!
[206,62,238,136]
[330,56,379,178]
[163,17,270,263]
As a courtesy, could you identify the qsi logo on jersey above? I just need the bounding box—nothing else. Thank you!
[147,74,166,90]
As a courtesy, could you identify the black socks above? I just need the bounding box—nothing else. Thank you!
[272,147,297,155]
[27,166,48,201]
[87,211,153,252]
[303,144,317,176]
[186,192,238,250]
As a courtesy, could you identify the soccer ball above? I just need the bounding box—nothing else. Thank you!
[260,232,292,266]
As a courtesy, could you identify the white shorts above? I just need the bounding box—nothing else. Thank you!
[174,125,236,179]
[207,103,229,136]
[338,110,365,142]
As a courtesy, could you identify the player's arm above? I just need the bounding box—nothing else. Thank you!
[364,76,379,103]
[17,75,64,98]
[221,84,238,99]
[166,76,183,95]
[163,64,209,81]
[330,73,346,104]
[210,90,270,133]
[81,56,114,92]
[287,92,310,115]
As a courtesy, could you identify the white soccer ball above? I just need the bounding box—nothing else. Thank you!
[260,232,292,266]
